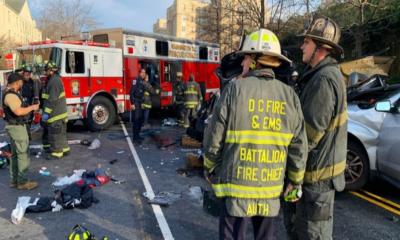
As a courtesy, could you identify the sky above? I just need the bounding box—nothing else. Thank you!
[28,0,175,33]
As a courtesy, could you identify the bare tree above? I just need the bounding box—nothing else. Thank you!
[319,0,393,58]
[35,0,98,40]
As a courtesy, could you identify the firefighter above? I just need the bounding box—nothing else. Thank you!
[20,65,35,140]
[286,16,347,240]
[41,61,69,160]
[173,72,186,127]
[130,68,146,142]
[142,72,158,128]
[183,74,202,128]
[3,73,39,190]
[203,29,308,240]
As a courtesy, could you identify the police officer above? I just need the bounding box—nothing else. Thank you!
[173,72,186,127]
[287,16,347,240]
[183,74,202,128]
[41,61,69,160]
[130,68,146,142]
[20,65,35,140]
[203,29,308,240]
[3,73,39,190]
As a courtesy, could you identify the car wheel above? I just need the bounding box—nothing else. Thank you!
[345,140,370,190]
[86,96,116,131]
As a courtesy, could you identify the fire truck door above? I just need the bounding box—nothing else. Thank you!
[89,53,104,92]
[66,50,88,97]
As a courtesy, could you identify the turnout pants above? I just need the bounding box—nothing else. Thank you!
[176,104,185,127]
[48,120,69,158]
[219,202,276,240]
[132,107,143,140]
[42,123,50,151]
[295,181,335,240]
[183,106,197,128]
[5,124,30,184]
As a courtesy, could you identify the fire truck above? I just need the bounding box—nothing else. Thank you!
[14,28,220,131]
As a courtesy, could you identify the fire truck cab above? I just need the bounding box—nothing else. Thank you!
[15,28,220,131]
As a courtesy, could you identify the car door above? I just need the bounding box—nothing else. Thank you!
[376,93,400,184]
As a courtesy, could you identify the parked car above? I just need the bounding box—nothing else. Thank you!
[346,82,400,190]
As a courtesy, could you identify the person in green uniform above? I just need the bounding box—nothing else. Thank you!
[3,73,39,190]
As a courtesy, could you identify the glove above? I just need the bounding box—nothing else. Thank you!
[41,113,49,122]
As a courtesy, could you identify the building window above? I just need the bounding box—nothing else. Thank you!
[182,26,186,32]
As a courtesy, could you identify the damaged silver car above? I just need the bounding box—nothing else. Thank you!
[346,74,400,190]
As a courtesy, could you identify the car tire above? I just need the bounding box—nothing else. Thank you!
[345,140,370,190]
[86,96,116,131]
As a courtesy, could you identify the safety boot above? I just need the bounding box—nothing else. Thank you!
[17,181,38,190]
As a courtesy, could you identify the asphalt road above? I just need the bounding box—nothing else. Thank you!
[0,118,399,240]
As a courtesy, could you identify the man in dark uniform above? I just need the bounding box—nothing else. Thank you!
[3,73,39,190]
[20,65,35,140]
[130,68,146,142]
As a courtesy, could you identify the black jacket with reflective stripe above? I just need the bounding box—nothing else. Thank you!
[42,74,67,123]
[298,56,347,190]
[142,81,155,109]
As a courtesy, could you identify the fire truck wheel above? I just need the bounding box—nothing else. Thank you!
[86,96,116,131]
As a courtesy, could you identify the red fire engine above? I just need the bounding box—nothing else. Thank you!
[15,28,220,131]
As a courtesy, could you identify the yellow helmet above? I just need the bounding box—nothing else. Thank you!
[237,29,291,64]
[68,225,94,240]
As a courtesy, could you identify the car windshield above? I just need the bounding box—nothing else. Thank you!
[15,47,62,73]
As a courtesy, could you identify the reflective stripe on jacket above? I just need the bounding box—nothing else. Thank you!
[42,74,67,123]
[184,81,202,108]
[142,81,155,109]
[203,69,308,217]
[298,56,347,191]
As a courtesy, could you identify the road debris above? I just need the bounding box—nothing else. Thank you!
[186,153,203,168]
[110,177,126,184]
[88,139,101,150]
[11,196,39,224]
[142,191,181,207]
[109,159,118,165]
[52,169,86,187]
[39,167,50,176]
[162,118,178,126]
[181,135,202,148]
[187,186,203,204]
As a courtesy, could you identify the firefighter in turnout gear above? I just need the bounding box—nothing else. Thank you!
[183,74,202,128]
[3,73,39,190]
[203,29,308,240]
[284,16,347,240]
[142,73,158,128]
[173,72,186,127]
[41,61,69,160]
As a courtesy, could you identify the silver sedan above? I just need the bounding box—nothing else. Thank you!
[346,89,400,190]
